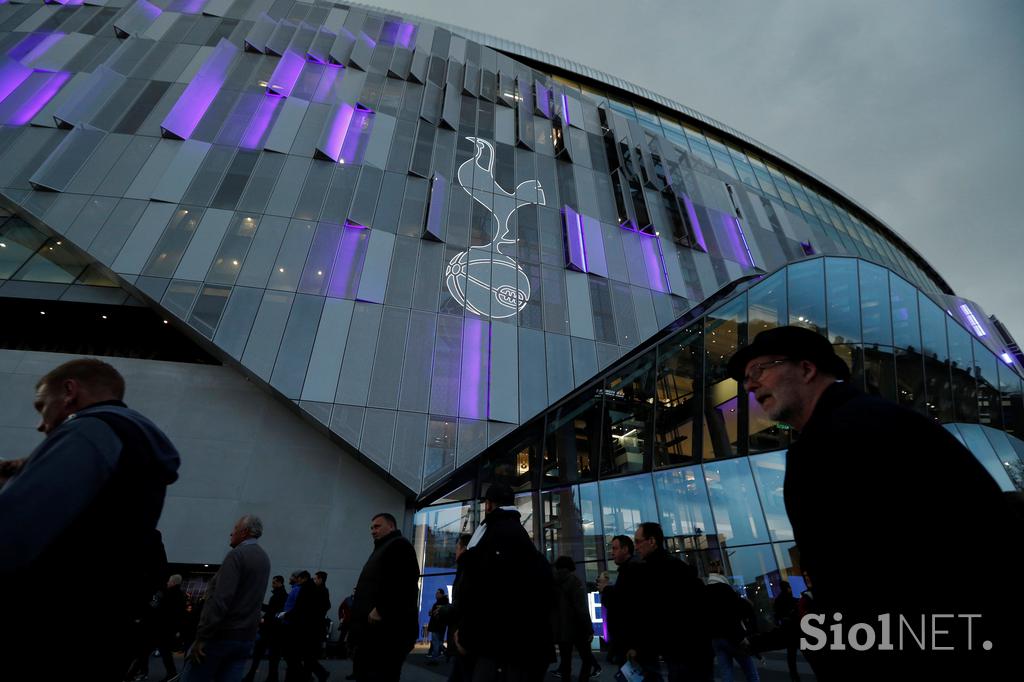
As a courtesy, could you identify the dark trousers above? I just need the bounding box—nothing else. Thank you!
[557,641,593,682]
[244,629,282,681]
[352,634,409,682]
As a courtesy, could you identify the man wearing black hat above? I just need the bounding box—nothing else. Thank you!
[728,325,1021,679]
[454,483,554,682]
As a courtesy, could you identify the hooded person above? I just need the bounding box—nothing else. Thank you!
[0,358,180,679]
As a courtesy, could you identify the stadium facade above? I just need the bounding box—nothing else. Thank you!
[1,0,1021,621]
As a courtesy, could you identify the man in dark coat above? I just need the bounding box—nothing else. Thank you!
[351,512,419,682]
[455,483,554,682]
[728,325,1024,679]
[243,575,289,682]
[626,522,712,682]
[596,535,638,665]
[0,358,180,680]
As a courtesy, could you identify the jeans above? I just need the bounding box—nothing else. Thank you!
[179,639,255,682]
[429,631,445,657]
[712,639,759,682]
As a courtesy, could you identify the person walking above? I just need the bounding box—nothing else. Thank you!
[705,572,759,682]
[772,581,800,682]
[426,589,450,662]
[0,358,180,679]
[625,522,712,682]
[243,574,288,682]
[179,515,271,682]
[454,483,554,682]
[595,535,638,665]
[727,325,1024,678]
[550,556,594,682]
[350,513,419,682]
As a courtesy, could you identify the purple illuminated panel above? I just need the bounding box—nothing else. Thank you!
[459,317,489,420]
[319,102,354,161]
[712,210,754,269]
[423,172,447,241]
[8,32,65,63]
[160,38,238,140]
[681,194,707,250]
[562,205,588,272]
[959,303,987,338]
[639,231,670,293]
[267,49,305,97]
[561,93,571,126]
[327,221,369,299]
[380,20,417,49]
[1001,352,1014,365]
[239,96,281,149]
[535,82,551,118]
[2,71,70,125]
[46,0,84,5]
[0,56,32,103]
[316,103,374,164]
[168,0,206,12]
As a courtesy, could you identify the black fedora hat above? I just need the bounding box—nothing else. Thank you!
[726,325,850,383]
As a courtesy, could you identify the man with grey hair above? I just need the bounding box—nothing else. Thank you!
[180,514,271,682]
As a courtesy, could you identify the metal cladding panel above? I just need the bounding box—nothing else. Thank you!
[0,0,982,496]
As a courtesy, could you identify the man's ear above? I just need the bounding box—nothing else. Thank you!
[799,360,819,383]
[61,378,79,406]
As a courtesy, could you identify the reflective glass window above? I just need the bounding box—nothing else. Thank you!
[998,362,1024,440]
[948,320,977,422]
[889,274,921,351]
[654,326,701,467]
[543,389,603,487]
[413,502,475,573]
[974,339,1003,429]
[703,458,770,546]
[0,220,48,278]
[895,346,927,415]
[541,484,602,563]
[141,207,203,279]
[748,451,793,542]
[787,259,825,333]
[859,261,892,346]
[267,220,316,292]
[653,465,716,553]
[710,544,780,626]
[601,352,656,476]
[863,345,897,401]
[599,475,658,543]
[703,298,745,460]
[747,270,786,337]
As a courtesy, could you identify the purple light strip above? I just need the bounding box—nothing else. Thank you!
[535,82,551,117]
[959,303,987,337]
[5,71,70,125]
[681,194,707,250]
[0,56,32,103]
[734,215,755,267]
[320,102,354,162]
[563,205,588,272]
[239,95,281,149]
[1001,352,1014,365]
[267,49,305,97]
[561,93,571,126]
[638,230,670,293]
[160,38,237,139]
[396,22,417,49]
[460,317,486,420]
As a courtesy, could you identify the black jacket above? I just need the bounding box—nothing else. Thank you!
[784,382,1023,677]
[600,558,639,656]
[627,548,709,660]
[457,508,554,662]
[551,570,592,644]
[352,530,419,652]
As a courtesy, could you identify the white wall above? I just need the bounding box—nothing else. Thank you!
[0,349,408,601]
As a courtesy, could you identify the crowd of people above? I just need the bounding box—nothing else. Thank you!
[2,330,1022,682]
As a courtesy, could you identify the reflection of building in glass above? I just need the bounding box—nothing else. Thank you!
[0,2,1021,608]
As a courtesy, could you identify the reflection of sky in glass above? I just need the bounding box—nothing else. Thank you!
[599,475,657,540]
[747,451,793,542]
[653,465,716,539]
[703,457,769,546]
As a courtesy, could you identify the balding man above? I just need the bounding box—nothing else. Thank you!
[0,358,180,678]
[728,325,1022,679]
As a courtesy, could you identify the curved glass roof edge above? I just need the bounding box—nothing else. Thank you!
[343,1,952,295]
[414,254,1022,507]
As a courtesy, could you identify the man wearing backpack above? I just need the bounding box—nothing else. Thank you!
[0,358,181,680]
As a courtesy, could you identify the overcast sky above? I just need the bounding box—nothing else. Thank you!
[368,0,1024,344]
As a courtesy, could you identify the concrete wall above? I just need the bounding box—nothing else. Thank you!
[0,349,407,599]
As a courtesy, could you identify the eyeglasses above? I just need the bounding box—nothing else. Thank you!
[742,359,791,389]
